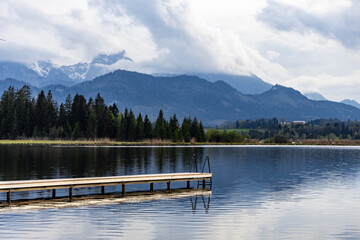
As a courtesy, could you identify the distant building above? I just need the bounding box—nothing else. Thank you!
[293,121,306,125]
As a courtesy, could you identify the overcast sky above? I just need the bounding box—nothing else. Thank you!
[0,0,359,102]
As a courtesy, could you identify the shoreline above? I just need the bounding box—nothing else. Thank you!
[1,139,360,146]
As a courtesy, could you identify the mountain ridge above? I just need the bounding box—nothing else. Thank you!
[2,70,359,125]
[0,51,274,95]
[341,99,360,109]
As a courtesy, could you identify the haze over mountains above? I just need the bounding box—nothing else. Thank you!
[341,99,360,109]
[0,51,133,87]
[304,92,327,101]
[0,52,272,95]
[1,68,360,125]
[1,51,360,124]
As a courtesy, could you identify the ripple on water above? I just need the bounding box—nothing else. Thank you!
[0,146,360,239]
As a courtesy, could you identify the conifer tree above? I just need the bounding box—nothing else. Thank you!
[169,114,179,142]
[10,109,19,139]
[58,103,67,128]
[198,121,205,142]
[128,109,137,141]
[46,90,57,134]
[144,114,152,139]
[104,109,117,138]
[0,86,16,138]
[72,94,88,136]
[109,103,119,118]
[73,122,80,140]
[136,113,145,140]
[95,93,107,138]
[35,90,47,136]
[190,117,200,141]
[181,117,191,142]
[64,94,72,119]
[116,112,123,140]
[87,110,97,139]
[154,109,167,139]
[119,108,128,140]
[14,86,31,136]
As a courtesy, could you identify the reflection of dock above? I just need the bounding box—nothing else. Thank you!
[0,172,212,205]
[0,188,212,211]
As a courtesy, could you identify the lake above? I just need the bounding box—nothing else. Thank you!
[0,145,360,239]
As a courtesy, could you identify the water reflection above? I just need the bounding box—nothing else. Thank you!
[0,146,207,181]
[0,189,212,213]
[190,194,211,213]
[0,145,360,239]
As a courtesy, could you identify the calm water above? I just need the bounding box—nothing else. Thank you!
[0,145,360,239]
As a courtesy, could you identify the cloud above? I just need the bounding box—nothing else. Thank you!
[266,50,280,60]
[0,0,359,103]
[285,70,360,102]
[0,0,158,64]
[258,0,360,48]
[114,0,289,82]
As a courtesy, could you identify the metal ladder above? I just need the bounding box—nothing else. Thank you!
[189,154,212,189]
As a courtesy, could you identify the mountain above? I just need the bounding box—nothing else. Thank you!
[41,70,360,124]
[60,62,89,81]
[191,73,272,94]
[0,51,132,87]
[253,85,360,121]
[304,92,327,101]
[341,99,360,109]
[0,78,40,97]
[0,62,42,87]
[60,50,133,81]
[26,60,54,77]
[0,61,76,87]
[45,68,76,86]
[2,69,360,124]
[0,52,268,94]
[154,72,273,94]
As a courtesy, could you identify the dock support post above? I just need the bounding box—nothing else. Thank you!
[7,190,11,205]
[150,183,154,192]
[202,180,206,188]
[101,186,105,195]
[69,186,73,201]
[122,184,125,195]
[187,181,190,189]
[52,189,56,198]
[167,181,171,191]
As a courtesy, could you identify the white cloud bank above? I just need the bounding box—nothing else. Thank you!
[0,0,359,102]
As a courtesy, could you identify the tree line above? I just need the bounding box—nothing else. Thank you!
[222,118,360,141]
[0,85,206,142]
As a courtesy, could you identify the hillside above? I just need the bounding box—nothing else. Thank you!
[49,70,360,124]
[2,70,360,125]
[192,73,272,94]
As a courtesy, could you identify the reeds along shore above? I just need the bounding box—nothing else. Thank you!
[1,138,360,146]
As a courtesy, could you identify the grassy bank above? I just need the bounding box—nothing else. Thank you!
[0,139,183,146]
[1,139,360,146]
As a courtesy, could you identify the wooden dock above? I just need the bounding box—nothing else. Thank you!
[0,172,212,205]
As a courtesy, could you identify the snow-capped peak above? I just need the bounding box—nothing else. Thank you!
[26,60,55,77]
[60,62,90,81]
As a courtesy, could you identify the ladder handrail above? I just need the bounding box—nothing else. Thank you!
[201,155,211,173]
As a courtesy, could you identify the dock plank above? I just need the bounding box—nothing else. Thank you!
[0,172,212,192]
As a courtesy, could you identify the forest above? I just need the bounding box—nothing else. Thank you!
[0,85,211,142]
[221,118,360,142]
[3,85,360,144]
